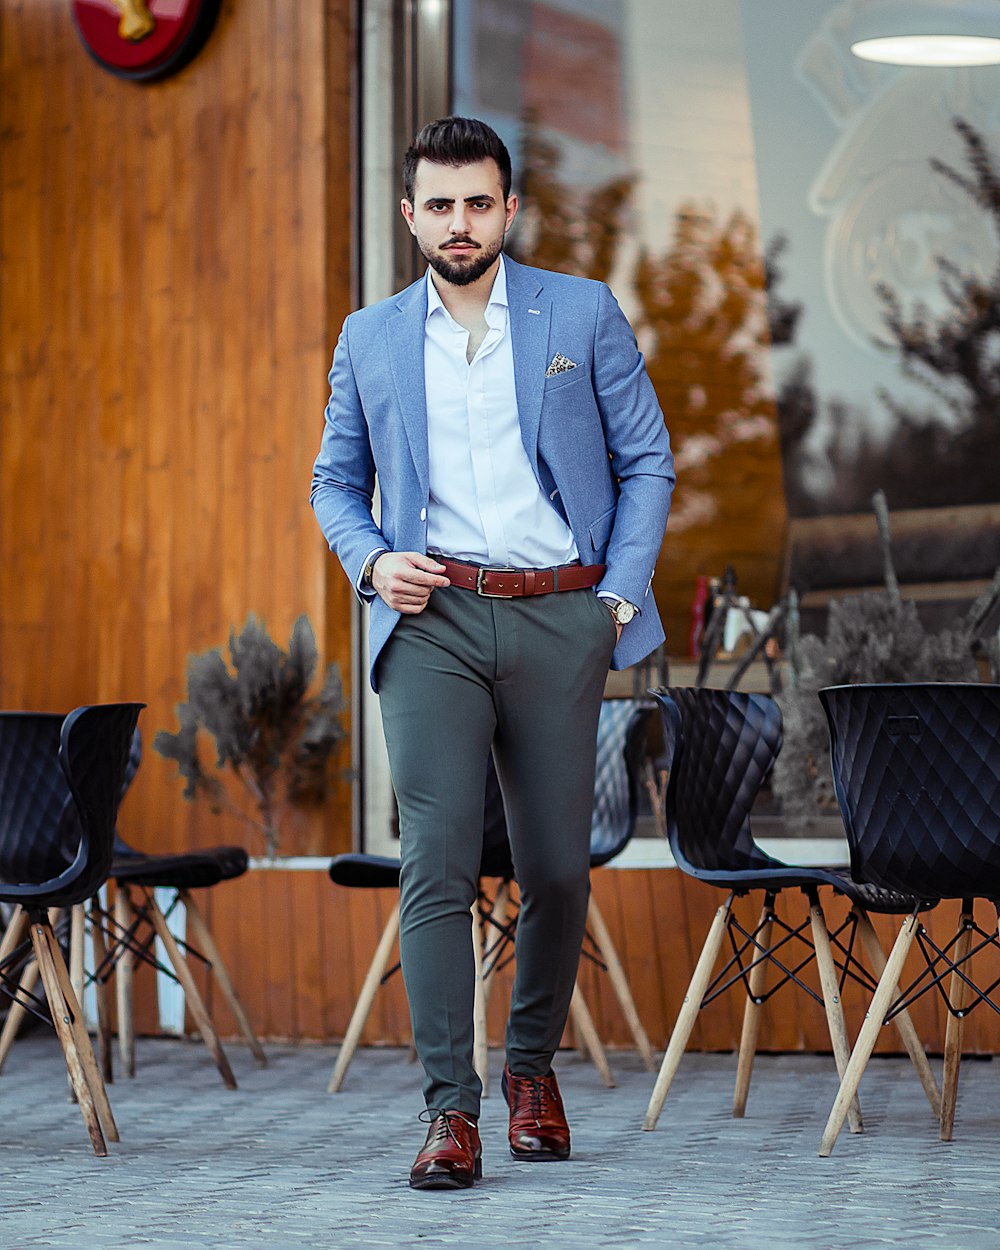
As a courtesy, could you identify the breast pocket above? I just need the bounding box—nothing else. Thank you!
[543,365,587,395]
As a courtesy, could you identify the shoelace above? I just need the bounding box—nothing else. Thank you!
[512,1076,550,1123]
[419,1108,476,1147]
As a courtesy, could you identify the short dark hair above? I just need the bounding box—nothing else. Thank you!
[403,116,512,203]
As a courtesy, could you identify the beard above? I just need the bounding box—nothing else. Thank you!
[420,232,505,287]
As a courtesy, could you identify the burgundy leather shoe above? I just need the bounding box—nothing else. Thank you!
[502,1065,571,1161]
[409,1110,482,1190]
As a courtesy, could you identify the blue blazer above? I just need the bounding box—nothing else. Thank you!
[311,256,675,690]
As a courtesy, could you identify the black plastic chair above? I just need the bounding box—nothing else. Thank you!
[0,729,265,1088]
[568,698,660,1080]
[98,729,265,1087]
[328,700,661,1091]
[818,682,1000,1155]
[325,759,514,1092]
[0,702,143,1155]
[642,687,940,1132]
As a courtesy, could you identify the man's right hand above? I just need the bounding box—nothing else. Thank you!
[371,552,450,613]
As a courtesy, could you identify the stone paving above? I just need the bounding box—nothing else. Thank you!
[2,1036,1000,1249]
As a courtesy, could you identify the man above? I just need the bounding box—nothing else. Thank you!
[311,117,674,1189]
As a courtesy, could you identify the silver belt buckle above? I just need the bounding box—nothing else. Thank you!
[476,566,515,598]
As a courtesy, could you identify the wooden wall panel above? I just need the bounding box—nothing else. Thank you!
[180,869,1000,1060]
[0,0,355,863]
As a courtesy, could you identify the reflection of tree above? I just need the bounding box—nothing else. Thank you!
[509,120,634,281]
[513,125,780,535]
[881,119,1000,424]
[512,128,784,608]
[773,118,1000,515]
[634,205,778,532]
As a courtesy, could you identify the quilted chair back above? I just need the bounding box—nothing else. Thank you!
[653,687,785,879]
[112,726,144,857]
[589,699,654,867]
[820,683,1000,901]
[0,703,143,907]
[0,713,69,885]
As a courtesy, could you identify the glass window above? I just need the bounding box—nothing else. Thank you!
[452,0,1000,648]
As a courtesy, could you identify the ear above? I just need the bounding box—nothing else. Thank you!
[504,192,519,233]
[400,197,417,237]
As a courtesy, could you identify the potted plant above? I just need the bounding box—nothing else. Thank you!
[154,615,348,860]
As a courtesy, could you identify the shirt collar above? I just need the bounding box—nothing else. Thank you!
[425,253,508,327]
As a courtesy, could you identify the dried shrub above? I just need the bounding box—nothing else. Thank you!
[154,615,347,858]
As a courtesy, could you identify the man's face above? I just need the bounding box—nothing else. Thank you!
[401,158,518,287]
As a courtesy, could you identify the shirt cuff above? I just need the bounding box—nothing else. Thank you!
[356,547,388,600]
[597,590,640,616]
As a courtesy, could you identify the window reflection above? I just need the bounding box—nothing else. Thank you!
[452,0,1000,646]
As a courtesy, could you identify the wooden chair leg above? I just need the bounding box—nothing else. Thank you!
[44,920,120,1143]
[644,895,733,1131]
[114,886,136,1077]
[472,901,489,1096]
[29,917,113,1156]
[809,896,862,1134]
[70,904,85,1015]
[940,912,973,1142]
[328,901,400,1093]
[145,892,238,1090]
[0,905,55,1074]
[819,913,919,1156]
[569,979,615,1088]
[88,898,114,1084]
[0,957,40,1072]
[732,900,773,1119]
[855,909,940,1119]
[180,890,267,1066]
[587,894,657,1072]
[65,904,88,1102]
[0,903,28,965]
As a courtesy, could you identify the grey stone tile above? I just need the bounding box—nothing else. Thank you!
[2,1038,1000,1247]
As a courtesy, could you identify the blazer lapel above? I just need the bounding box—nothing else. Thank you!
[386,278,430,495]
[506,258,549,477]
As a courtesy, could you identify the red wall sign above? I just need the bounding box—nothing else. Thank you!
[72,0,221,82]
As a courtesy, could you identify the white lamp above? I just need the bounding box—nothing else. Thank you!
[850,0,1000,65]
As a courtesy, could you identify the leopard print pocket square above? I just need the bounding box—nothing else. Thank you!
[545,353,578,378]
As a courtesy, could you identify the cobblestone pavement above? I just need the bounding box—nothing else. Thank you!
[2,1037,999,1249]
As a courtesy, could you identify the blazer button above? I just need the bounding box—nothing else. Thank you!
[420,507,427,521]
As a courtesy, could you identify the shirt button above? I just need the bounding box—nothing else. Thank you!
[420,507,427,521]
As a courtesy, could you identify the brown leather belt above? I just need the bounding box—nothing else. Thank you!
[437,557,605,599]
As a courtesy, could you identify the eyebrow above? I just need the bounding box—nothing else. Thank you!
[421,194,497,207]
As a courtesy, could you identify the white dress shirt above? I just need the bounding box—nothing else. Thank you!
[422,256,579,568]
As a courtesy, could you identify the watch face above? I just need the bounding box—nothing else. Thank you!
[617,602,636,624]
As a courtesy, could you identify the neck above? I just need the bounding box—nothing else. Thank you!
[429,255,502,320]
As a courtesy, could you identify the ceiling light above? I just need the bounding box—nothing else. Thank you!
[849,1,1000,66]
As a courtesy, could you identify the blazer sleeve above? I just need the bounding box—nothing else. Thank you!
[310,316,390,600]
[591,282,675,610]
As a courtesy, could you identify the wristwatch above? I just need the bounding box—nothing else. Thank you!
[361,551,383,590]
[604,597,636,626]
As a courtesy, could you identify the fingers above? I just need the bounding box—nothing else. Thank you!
[408,553,449,577]
[372,551,450,612]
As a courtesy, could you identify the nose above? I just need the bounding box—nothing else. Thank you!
[449,205,469,235]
